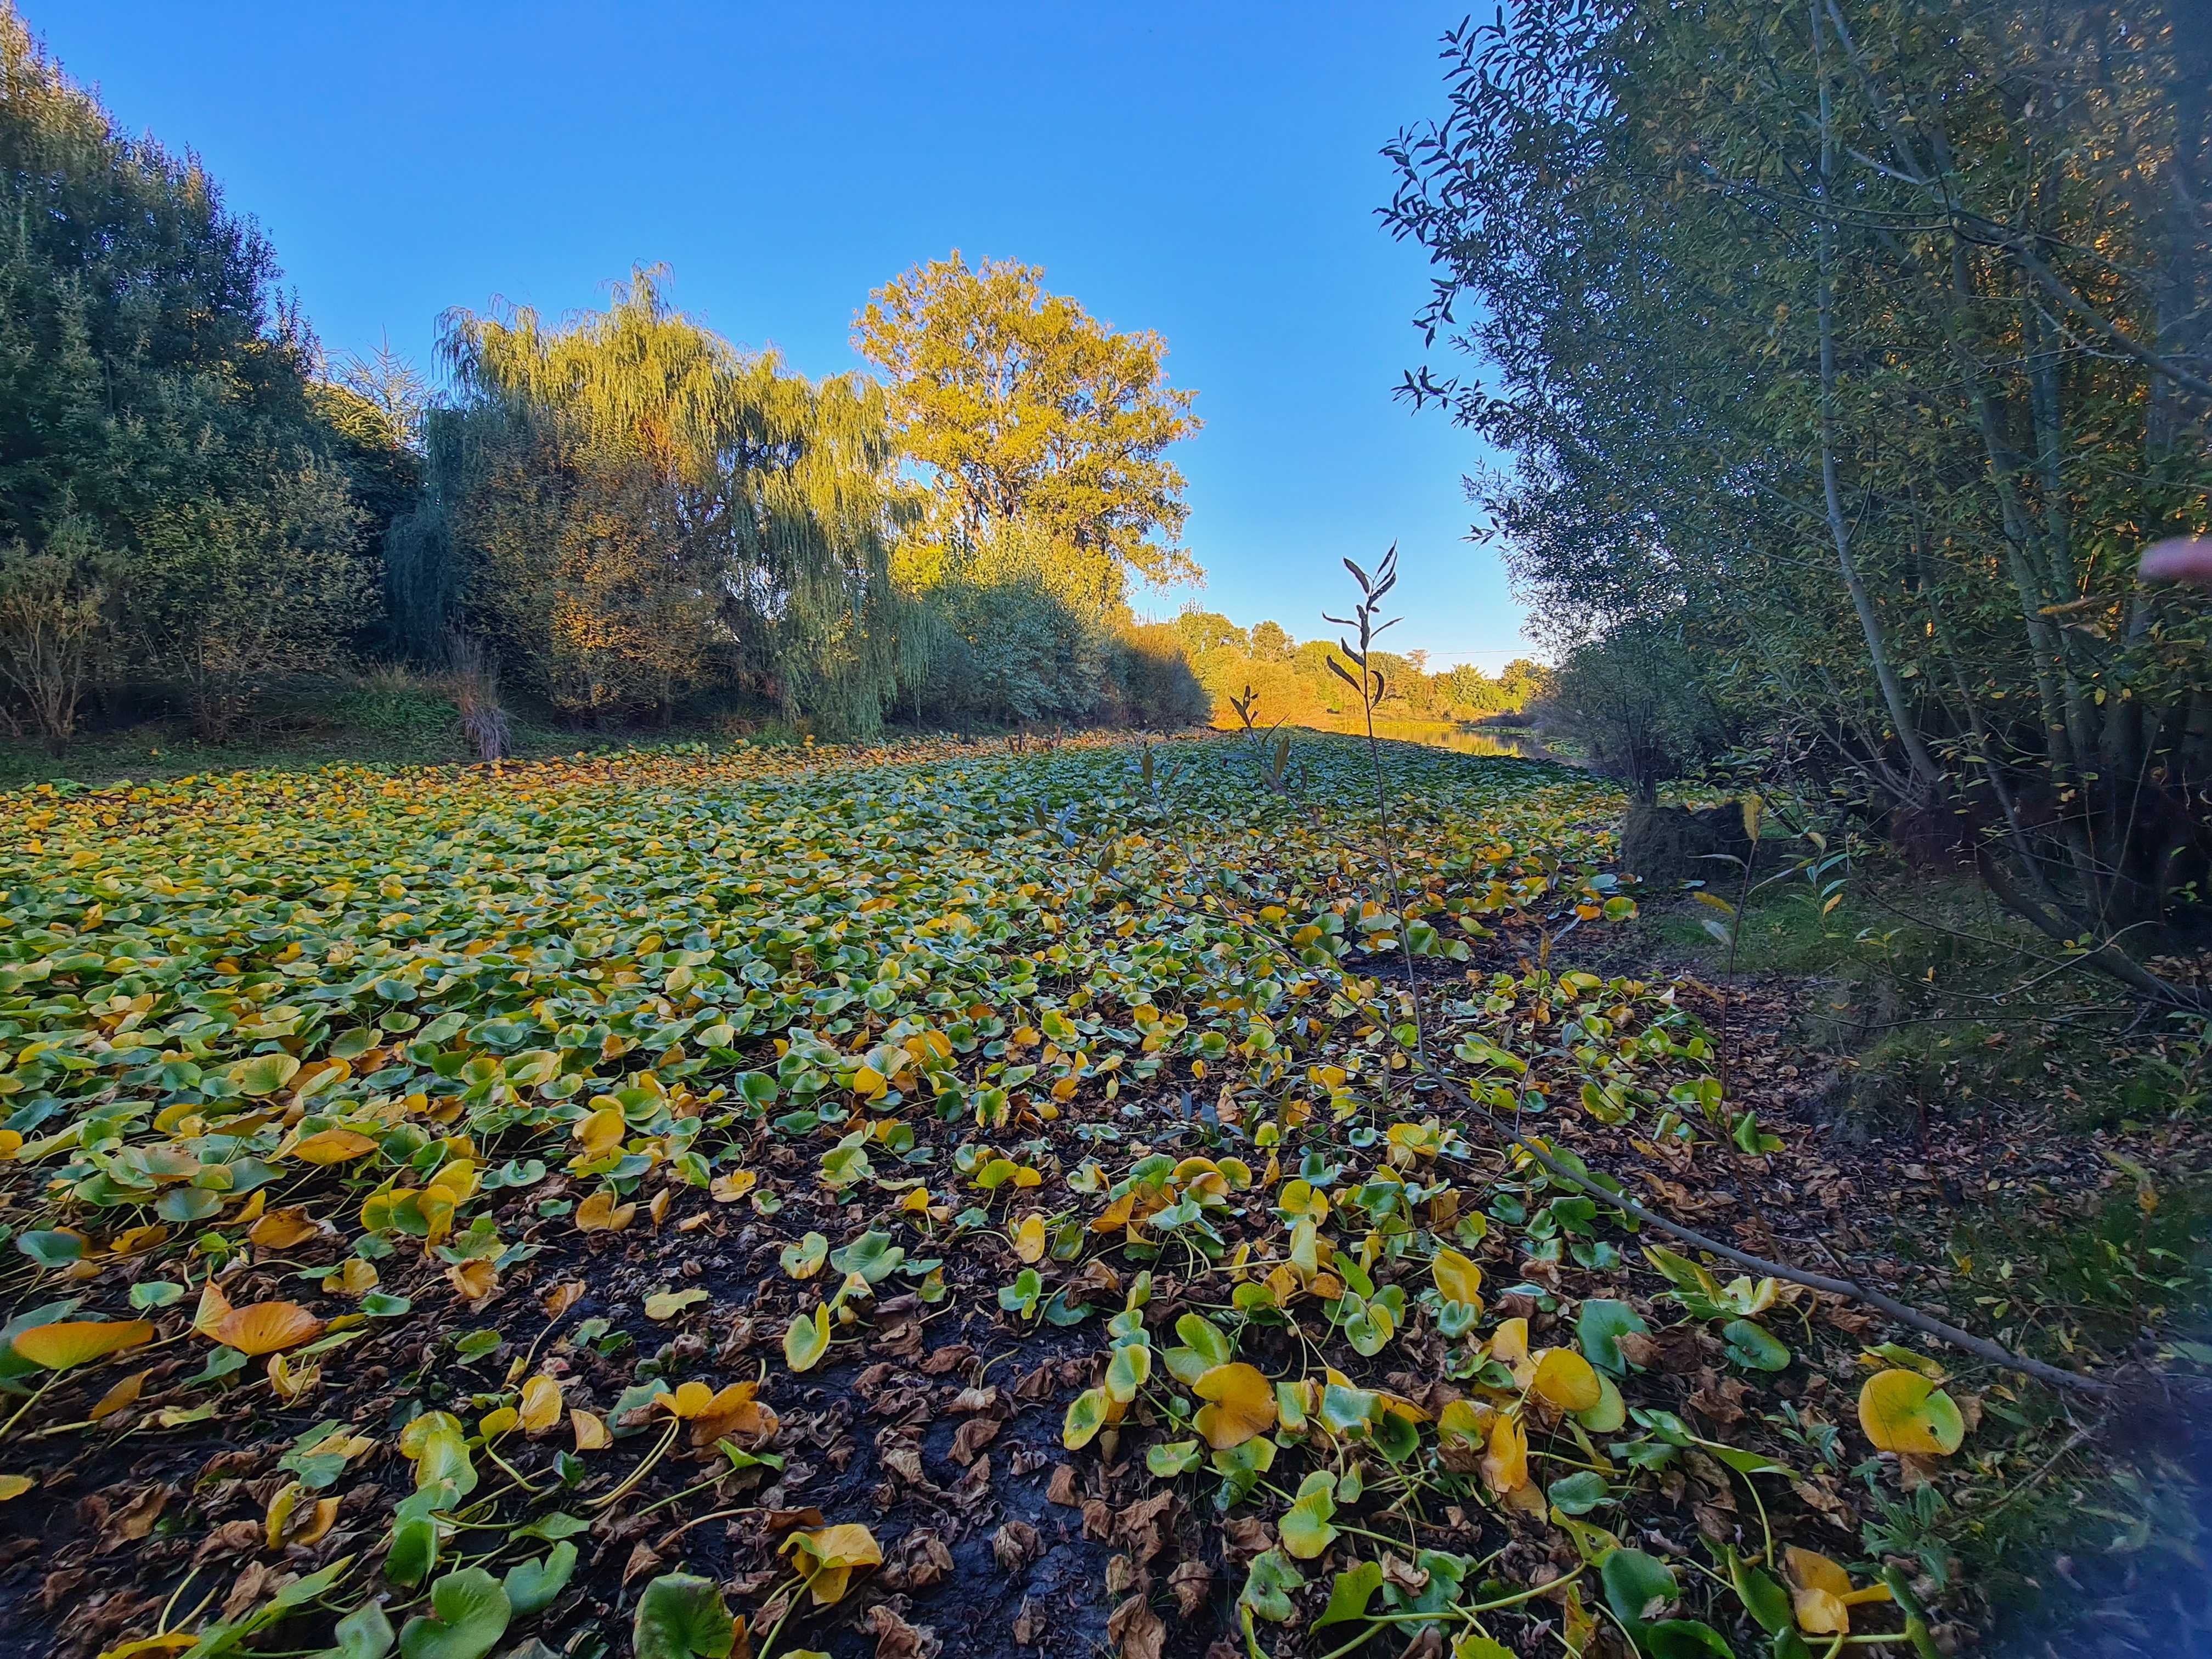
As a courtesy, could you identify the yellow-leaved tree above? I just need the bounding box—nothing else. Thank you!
[854,252,1201,606]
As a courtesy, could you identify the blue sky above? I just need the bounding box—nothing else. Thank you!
[38,1,1531,666]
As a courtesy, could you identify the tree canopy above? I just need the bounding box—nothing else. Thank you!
[395,268,913,734]
[0,0,391,741]
[1387,0,2211,1003]
[854,252,1201,601]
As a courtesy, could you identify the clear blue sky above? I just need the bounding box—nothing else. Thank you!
[37,1,1532,667]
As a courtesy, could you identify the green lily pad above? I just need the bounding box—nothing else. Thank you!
[398,1568,510,1659]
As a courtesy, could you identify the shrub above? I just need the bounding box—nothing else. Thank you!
[1530,622,1729,799]
[0,516,115,752]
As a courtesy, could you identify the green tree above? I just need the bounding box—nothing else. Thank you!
[901,520,1114,725]
[0,515,115,751]
[0,3,386,734]
[853,253,1201,601]
[131,456,371,738]
[1175,610,1248,660]
[1387,0,2212,1006]
[1530,624,1726,800]
[408,268,912,734]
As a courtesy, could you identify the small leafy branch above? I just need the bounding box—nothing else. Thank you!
[1691,799,1850,1135]
[1324,545,1430,1073]
[1227,684,1304,797]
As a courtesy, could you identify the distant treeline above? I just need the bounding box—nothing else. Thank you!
[0,7,1207,750]
[1169,612,1542,728]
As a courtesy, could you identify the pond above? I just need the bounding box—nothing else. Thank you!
[1281,715,1553,759]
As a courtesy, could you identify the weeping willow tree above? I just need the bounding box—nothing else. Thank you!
[392,268,912,734]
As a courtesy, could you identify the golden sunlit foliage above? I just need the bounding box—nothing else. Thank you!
[856,252,1201,600]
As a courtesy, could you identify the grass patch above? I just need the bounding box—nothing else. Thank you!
[1650,863,2168,1132]
[0,676,723,787]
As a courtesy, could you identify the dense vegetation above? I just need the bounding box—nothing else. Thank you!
[6,719,2199,1659]
[0,13,1207,751]
[1384,0,2212,1006]
[0,732,2002,1659]
[1,4,2208,1657]
[0,7,393,747]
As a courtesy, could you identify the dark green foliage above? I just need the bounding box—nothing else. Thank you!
[1617,799,1752,886]
[1387,0,2212,1003]
[1530,623,1729,799]
[891,522,1207,731]
[0,3,396,735]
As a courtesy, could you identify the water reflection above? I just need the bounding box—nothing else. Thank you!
[1284,716,1550,759]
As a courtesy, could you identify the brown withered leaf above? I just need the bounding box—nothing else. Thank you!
[1168,1558,1213,1618]
[98,1486,168,1552]
[1046,1464,1082,1507]
[949,1416,1001,1465]
[854,1363,895,1397]
[1116,1490,1175,1563]
[1686,1369,1748,1428]
[918,1344,973,1376]
[878,1437,930,1490]
[1075,1259,1122,1300]
[991,1520,1042,1572]
[1793,1475,1855,1531]
[1381,1555,1431,1596]
[873,1318,926,1362]
[622,1542,664,1585]
[1014,1363,1059,1402]
[1107,1594,1166,1659]
[1221,1516,1274,1560]
[38,1568,85,1611]
[1823,1301,1877,1337]
[1613,1330,1661,1370]
[543,1281,586,1319]
[222,1563,277,1621]
[863,1601,940,1659]
[952,1453,992,1508]
[1647,1325,1709,1374]
[760,1507,826,1532]
[1683,1449,1737,1504]
[192,1520,263,1565]
[879,1528,955,1593]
